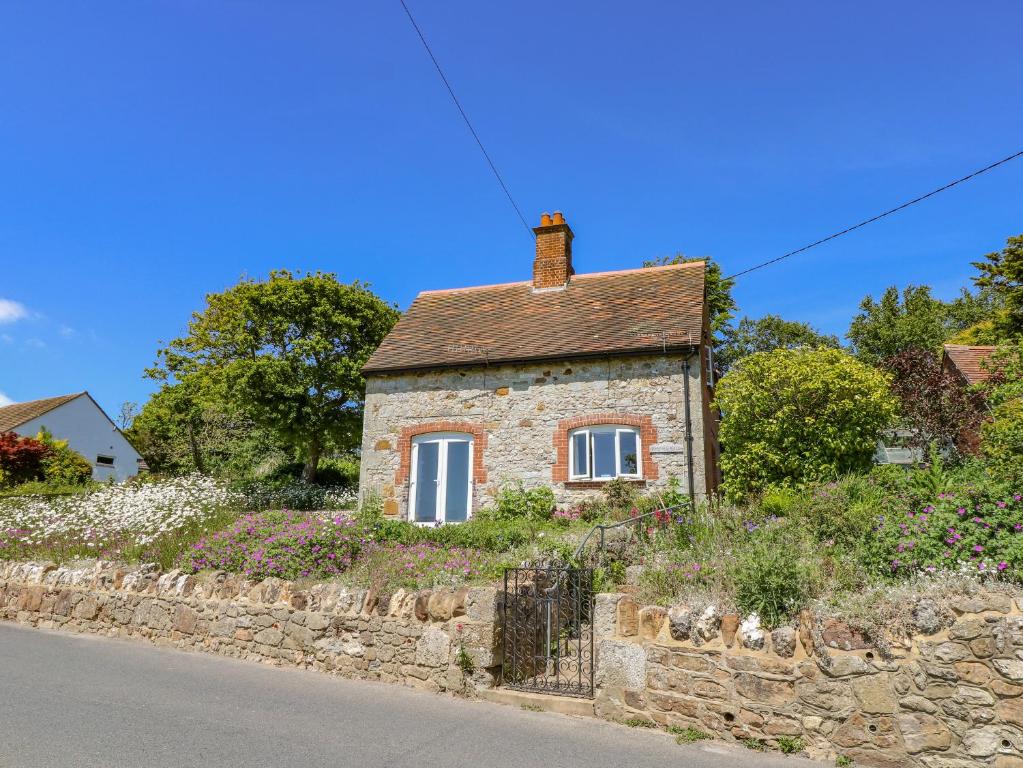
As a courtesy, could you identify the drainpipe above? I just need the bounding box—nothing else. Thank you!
[682,355,697,510]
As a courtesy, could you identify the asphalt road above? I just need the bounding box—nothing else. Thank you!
[0,623,825,768]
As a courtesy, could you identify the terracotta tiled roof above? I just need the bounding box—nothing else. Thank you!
[0,393,84,433]
[942,344,999,385]
[363,262,706,373]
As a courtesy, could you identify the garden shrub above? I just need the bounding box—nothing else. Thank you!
[0,432,50,487]
[714,348,899,502]
[860,486,1023,577]
[729,522,818,628]
[183,510,365,579]
[484,483,555,522]
[35,429,93,486]
[602,478,637,512]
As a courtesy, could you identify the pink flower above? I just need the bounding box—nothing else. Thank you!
[973,545,984,553]
[998,562,1009,572]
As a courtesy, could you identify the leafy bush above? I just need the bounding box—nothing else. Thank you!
[35,429,93,486]
[602,478,637,512]
[183,510,365,579]
[729,523,818,628]
[861,487,1023,577]
[0,432,50,487]
[714,348,899,502]
[484,483,555,522]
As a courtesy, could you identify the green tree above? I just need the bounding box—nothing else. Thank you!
[847,285,950,365]
[642,254,736,337]
[714,348,898,502]
[972,234,1023,338]
[128,377,288,477]
[149,271,400,482]
[718,314,840,372]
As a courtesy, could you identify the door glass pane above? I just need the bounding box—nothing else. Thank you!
[413,442,439,522]
[592,431,616,478]
[572,432,589,477]
[619,430,638,475]
[444,440,471,522]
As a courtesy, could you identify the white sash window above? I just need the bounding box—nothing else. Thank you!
[568,425,642,481]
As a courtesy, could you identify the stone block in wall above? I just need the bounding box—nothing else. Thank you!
[595,639,646,690]
[592,593,621,639]
[415,625,451,667]
[465,587,499,623]
[617,597,638,637]
[732,672,796,707]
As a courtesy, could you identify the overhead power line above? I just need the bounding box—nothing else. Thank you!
[398,0,534,241]
[725,149,1023,281]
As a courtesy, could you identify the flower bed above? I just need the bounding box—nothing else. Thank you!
[0,475,240,563]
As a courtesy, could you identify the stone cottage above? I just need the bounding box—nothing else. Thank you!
[359,212,719,523]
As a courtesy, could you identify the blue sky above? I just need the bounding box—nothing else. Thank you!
[1,1,1021,416]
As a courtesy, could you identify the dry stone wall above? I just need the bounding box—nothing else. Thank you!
[592,591,1023,767]
[360,353,707,518]
[0,560,501,694]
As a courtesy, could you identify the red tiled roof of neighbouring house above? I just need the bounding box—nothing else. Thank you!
[942,344,999,385]
[0,393,84,433]
[362,262,707,374]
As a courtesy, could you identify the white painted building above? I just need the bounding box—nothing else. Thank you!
[0,392,143,482]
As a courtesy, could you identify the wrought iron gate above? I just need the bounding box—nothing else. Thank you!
[501,565,594,698]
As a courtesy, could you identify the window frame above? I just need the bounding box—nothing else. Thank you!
[95,454,115,467]
[408,432,475,525]
[567,425,642,481]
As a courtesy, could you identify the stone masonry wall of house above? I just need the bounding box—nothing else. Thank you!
[359,352,707,519]
[0,561,501,694]
[591,591,1023,767]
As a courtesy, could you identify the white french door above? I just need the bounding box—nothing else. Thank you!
[409,433,474,524]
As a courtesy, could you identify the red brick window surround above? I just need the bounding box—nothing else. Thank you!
[394,421,488,486]
[552,414,659,483]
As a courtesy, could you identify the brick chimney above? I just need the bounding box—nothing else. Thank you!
[532,211,574,290]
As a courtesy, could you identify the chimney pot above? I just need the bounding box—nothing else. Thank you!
[540,212,552,226]
[552,211,564,225]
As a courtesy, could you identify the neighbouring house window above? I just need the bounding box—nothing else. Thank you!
[95,455,115,467]
[409,433,474,524]
[568,426,642,480]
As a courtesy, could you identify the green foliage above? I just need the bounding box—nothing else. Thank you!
[642,254,736,337]
[128,377,289,478]
[150,270,400,482]
[777,736,805,754]
[484,483,556,522]
[369,515,552,553]
[233,478,356,511]
[740,738,767,752]
[981,343,1023,474]
[183,509,365,579]
[668,725,710,744]
[835,755,854,767]
[34,429,92,486]
[715,348,898,502]
[719,314,840,372]
[602,478,637,513]
[973,234,1023,337]
[908,445,952,499]
[729,523,817,629]
[623,717,657,728]
[860,481,1023,578]
[455,642,475,676]
[847,284,990,365]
